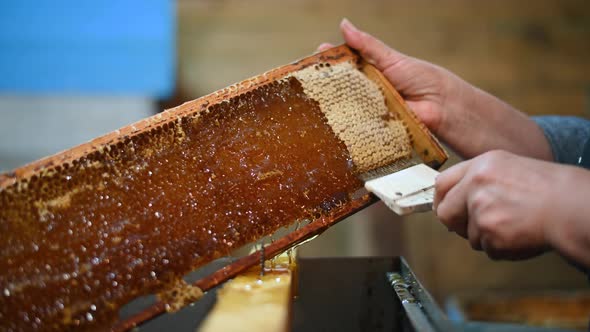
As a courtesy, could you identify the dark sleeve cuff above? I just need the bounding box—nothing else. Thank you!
[532,116,590,165]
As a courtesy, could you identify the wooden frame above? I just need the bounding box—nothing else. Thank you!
[113,46,448,330]
[1,45,447,330]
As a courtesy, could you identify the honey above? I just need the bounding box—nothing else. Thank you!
[197,250,296,332]
[0,77,361,330]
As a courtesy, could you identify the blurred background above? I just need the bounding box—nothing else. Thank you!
[1,0,589,327]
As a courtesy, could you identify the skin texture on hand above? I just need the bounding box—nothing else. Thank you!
[434,150,590,268]
[321,19,590,268]
[319,19,553,162]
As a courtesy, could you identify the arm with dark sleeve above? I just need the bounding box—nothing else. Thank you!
[533,116,590,165]
[534,116,590,276]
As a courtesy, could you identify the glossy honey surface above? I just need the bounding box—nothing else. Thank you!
[0,77,361,330]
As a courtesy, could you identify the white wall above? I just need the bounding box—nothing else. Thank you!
[0,96,156,172]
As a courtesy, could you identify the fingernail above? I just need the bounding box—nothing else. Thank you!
[340,18,358,33]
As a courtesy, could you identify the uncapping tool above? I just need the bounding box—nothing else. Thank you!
[364,163,440,215]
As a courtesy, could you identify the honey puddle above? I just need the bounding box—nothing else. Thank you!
[0,77,360,330]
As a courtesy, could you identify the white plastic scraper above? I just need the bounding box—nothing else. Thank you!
[364,164,439,216]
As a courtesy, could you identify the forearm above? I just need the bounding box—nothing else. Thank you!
[439,78,553,161]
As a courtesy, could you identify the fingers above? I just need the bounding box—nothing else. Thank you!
[316,43,335,53]
[434,161,471,237]
[436,179,470,237]
[433,161,470,210]
[339,18,406,71]
[405,101,441,136]
[466,216,483,250]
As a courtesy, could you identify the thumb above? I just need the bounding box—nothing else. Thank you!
[340,18,406,71]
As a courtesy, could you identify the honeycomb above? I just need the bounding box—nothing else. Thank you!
[292,61,411,173]
[0,56,411,331]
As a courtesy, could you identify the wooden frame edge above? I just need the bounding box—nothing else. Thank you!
[359,59,448,169]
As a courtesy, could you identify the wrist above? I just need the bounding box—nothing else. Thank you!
[543,166,590,267]
[454,81,552,160]
[439,77,490,158]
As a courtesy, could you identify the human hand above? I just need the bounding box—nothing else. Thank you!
[434,150,590,266]
[319,19,553,161]
[318,19,463,144]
